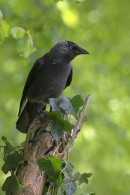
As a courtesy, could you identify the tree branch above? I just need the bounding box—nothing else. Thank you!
[72,94,91,138]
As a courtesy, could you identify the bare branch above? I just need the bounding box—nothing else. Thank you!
[72,94,91,138]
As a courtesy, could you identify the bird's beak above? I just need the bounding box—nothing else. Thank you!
[77,46,90,55]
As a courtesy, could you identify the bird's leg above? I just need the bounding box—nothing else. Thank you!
[36,103,46,123]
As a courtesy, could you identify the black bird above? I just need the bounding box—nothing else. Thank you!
[16,41,89,133]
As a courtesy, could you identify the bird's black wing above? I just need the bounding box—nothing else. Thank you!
[18,56,45,116]
[65,67,73,88]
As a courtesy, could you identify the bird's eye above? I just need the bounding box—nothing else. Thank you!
[70,46,73,50]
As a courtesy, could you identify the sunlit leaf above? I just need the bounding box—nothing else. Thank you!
[20,46,36,58]
[11,27,25,39]
[38,156,62,178]
[0,20,10,43]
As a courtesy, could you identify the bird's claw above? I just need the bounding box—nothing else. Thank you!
[37,109,46,123]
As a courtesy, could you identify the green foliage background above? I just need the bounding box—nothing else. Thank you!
[0,0,130,194]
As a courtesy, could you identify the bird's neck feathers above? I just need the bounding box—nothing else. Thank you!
[48,47,73,65]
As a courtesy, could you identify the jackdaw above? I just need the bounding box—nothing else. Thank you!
[16,41,89,133]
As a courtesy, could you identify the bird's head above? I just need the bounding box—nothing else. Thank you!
[49,41,89,64]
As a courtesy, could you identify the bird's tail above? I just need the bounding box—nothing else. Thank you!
[16,100,47,133]
[16,101,45,133]
[16,102,30,133]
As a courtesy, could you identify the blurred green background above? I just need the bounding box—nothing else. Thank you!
[0,0,130,194]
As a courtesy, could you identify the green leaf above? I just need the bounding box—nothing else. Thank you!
[0,20,10,43]
[59,97,76,117]
[72,171,81,182]
[20,46,36,58]
[49,96,84,118]
[58,96,84,118]
[61,181,77,195]
[46,111,74,141]
[49,155,63,176]
[20,141,25,146]
[79,172,92,185]
[82,114,88,123]
[64,162,74,177]
[38,156,63,186]
[11,27,25,39]
[10,28,36,58]
[49,98,66,116]
[2,150,23,174]
[1,136,14,156]
[71,95,84,109]
[2,174,21,194]
[47,172,62,186]
[38,156,62,178]
[20,32,36,57]
[46,120,62,141]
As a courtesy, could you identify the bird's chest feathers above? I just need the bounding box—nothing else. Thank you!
[43,61,71,82]
[38,61,71,94]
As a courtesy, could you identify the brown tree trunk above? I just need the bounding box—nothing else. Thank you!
[12,95,91,195]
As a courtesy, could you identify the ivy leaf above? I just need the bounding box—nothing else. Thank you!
[72,171,81,182]
[20,141,25,146]
[49,98,60,111]
[78,172,92,185]
[61,181,77,195]
[71,95,84,116]
[47,172,62,186]
[38,156,62,178]
[49,96,84,118]
[59,96,84,117]
[59,97,76,117]
[2,175,21,194]
[61,162,77,194]
[2,150,23,174]
[82,114,88,123]
[49,98,66,116]
[11,27,25,39]
[63,162,74,178]
[38,156,63,186]
[46,120,62,141]
[46,111,74,141]
[1,136,14,156]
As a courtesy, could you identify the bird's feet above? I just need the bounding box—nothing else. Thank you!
[37,109,46,123]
